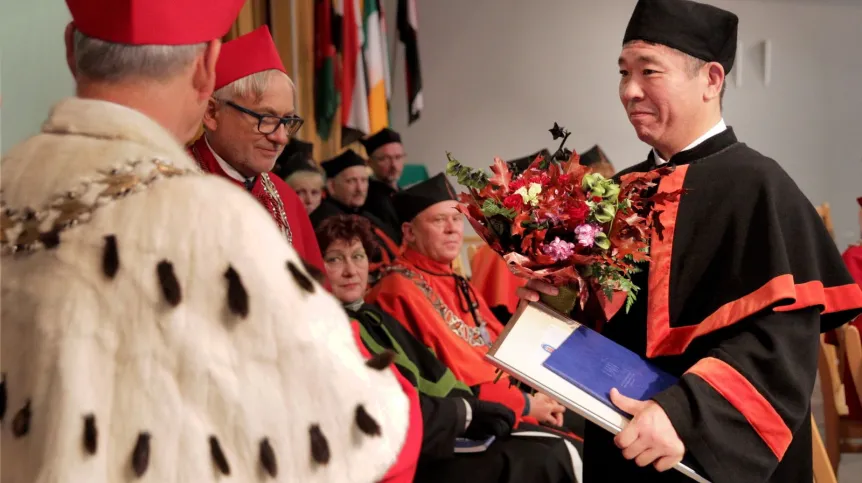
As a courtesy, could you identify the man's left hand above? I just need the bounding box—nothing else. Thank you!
[610,387,685,472]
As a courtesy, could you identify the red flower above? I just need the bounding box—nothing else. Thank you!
[509,177,526,191]
[567,203,590,224]
[558,174,571,185]
[503,194,522,209]
[592,196,603,203]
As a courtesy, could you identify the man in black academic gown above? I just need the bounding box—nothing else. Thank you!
[311,150,402,261]
[360,128,405,242]
[518,1,862,482]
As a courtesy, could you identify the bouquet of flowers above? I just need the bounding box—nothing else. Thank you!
[445,123,682,320]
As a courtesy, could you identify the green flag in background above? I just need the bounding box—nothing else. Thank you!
[314,0,339,140]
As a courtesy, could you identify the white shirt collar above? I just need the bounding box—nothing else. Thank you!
[204,135,250,183]
[653,118,727,165]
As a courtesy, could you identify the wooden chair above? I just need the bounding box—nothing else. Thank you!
[845,325,862,415]
[818,333,862,471]
[812,414,838,483]
[816,203,835,239]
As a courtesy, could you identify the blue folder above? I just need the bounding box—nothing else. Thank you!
[542,325,679,418]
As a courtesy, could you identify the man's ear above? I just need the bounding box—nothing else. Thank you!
[64,23,77,78]
[704,62,725,103]
[193,39,222,102]
[401,222,414,244]
[202,98,220,131]
[326,178,335,195]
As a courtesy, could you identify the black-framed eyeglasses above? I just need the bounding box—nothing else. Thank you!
[223,100,304,136]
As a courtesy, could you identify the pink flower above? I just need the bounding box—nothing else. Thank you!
[542,237,576,261]
[575,223,603,247]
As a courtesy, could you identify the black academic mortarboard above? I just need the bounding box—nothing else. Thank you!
[273,139,318,179]
[506,149,551,176]
[322,150,366,178]
[392,173,457,224]
[360,128,402,156]
[578,145,610,167]
[623,0,739,73]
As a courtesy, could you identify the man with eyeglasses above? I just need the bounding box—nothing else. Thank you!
[189,25,323,272]
[360,128,407,244]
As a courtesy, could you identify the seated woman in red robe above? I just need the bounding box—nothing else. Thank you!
[316,214,582,483]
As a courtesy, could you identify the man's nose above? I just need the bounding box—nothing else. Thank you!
[267,123,289,145]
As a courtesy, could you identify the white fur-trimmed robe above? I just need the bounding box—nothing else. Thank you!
[0,98,410,482]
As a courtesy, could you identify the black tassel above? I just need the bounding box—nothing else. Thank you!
[224,266,249,318]
[209,435,231,475]
[355,405,381,436]
[259,437,278,477]
[83,414,98,454]
[0,373,6,422]
[12,399,31,438]
[301,260,326,285]
[287,261,315,293]
[40,229,61,249]
[103,235,119,279]
[365,350,395,371]
[308,424,330,464]
[156,261,181,306]
[131,432,151,477]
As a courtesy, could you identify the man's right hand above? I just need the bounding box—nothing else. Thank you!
[515,279,559,302]
[528,392,566,427]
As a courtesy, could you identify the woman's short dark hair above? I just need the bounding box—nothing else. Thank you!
[315,215,381,260]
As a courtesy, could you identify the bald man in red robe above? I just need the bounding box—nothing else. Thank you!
[188,26,323,272]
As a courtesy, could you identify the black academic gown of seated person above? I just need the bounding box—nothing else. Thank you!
[349,303,581,483]
[579,127,862,483]
[309,196,402,262]
[363,178,402,244]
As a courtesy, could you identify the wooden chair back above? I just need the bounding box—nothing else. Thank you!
[812,413,838,483]
[844,325,862,410]
[816,203,835,239]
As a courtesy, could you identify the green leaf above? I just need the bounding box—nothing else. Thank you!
[445,152,489,190]
[480,199,516,219]
[594,232,611,250]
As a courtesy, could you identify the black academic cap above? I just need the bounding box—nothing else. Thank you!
[360,128,402,155]
[322,150,366,178]
[578,145,609,167]
[393,173,457,224]
[623,0,739,73]
[506,149,551,176]
[273,139,318,179]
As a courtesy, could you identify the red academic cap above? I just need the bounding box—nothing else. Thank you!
[66,0,246,45]
[215,26,286,90]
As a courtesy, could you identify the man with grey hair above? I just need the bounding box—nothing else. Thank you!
[188,25,323,272]
[0,0,421,481]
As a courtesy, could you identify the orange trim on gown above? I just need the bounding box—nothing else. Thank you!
[470,244,527,315]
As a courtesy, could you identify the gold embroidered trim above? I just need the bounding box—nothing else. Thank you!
[379,265,492,348]
[259,174,293,246]
[0,158,194,255]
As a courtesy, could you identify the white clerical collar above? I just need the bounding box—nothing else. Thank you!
[204,135,251,183]
[653,118,727,165]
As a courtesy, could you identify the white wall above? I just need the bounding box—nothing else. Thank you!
[385,0,862,250]
[0,0,75,154]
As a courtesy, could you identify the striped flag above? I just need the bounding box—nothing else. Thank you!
[363,0,391,133]
[314,0,339,140]
[397,0,422,124]
[340,0,370,146]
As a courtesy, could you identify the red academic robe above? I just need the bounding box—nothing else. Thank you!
[189,137,324,273]
[470,244,527,318]
[366,248,529,421]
